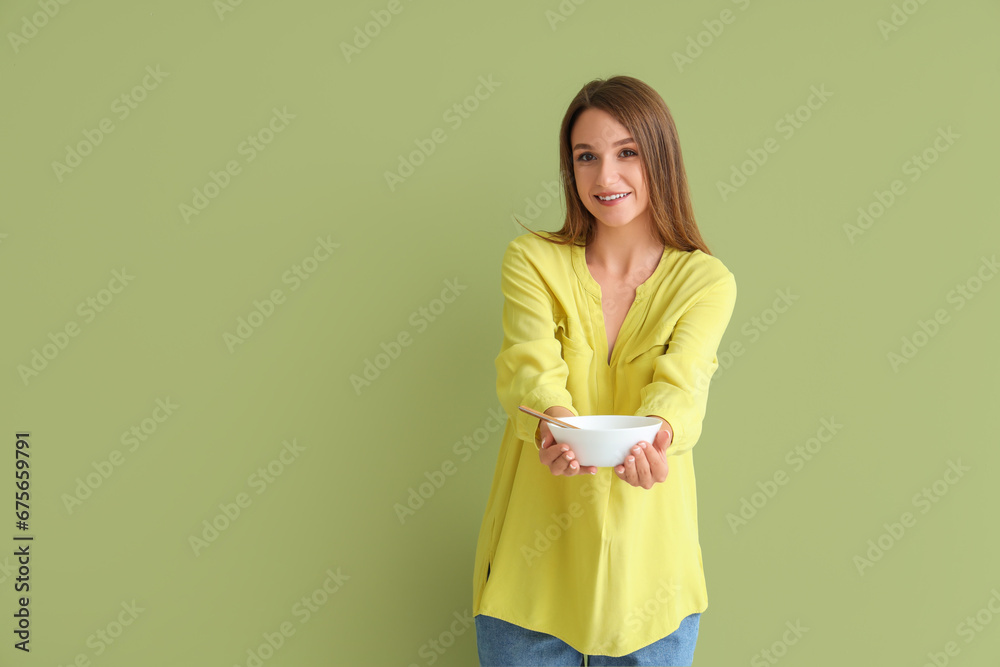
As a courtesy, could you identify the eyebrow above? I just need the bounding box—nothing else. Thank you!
[572,137,636,151]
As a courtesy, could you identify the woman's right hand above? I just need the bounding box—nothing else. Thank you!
[537,420,598,476]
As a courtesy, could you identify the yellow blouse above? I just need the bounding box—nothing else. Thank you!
[472,231,738,657]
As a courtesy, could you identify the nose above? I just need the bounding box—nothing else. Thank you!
[595,157,621,188]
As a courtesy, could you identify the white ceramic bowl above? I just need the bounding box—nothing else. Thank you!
[546,415,663,468]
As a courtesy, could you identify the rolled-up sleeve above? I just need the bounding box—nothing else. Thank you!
[495,241,578,444]
[634,271,737,456]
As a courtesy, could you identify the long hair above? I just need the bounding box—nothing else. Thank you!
[515,75,711,255]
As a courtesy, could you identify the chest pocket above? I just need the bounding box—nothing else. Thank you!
[554,314,593,404]
[625,342,666,390]
[625,341,666,366]
[554,313,593,361]
[624,313,679,369]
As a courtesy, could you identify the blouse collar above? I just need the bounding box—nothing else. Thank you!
[571,241,670,301]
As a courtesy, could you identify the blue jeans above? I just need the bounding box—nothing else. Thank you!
[475,612,700,666]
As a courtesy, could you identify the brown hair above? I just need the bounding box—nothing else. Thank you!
[515,75,711,255]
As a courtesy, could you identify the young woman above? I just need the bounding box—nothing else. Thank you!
[472,75,738,666]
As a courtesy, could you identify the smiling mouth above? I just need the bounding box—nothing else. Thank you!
[595,192,630,201]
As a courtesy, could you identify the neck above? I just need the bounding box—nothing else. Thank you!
[586,220,663,279]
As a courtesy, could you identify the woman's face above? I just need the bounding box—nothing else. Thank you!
[570,107,651,235]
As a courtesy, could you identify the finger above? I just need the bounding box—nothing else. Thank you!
[646,433,669,482]
[542,434,566,455]
[653,431,674,450]
[553,447,579,476]
[549,451,570,475]
[563,452,581,476]
[542,442,580,477]
[560,446,584,476]
[540,443,568,467]
[614,451,628,479]
[645,448,667,484]
[621,451,638,486]
[632,442,653,488]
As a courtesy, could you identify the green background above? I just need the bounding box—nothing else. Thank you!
[2,0,998,665]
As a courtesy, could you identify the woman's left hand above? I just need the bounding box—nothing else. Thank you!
[614,425,672,489]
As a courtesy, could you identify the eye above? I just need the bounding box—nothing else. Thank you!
[574,149,637,162]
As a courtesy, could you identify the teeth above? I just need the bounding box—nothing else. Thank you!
[597,193,628,201]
